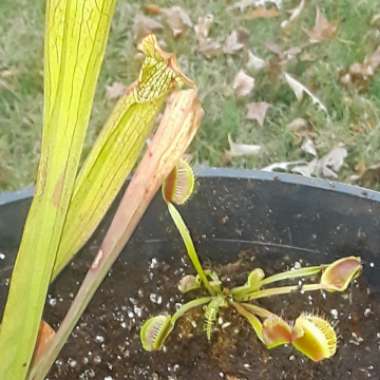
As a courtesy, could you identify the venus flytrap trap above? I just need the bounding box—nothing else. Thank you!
[140,165,363,362]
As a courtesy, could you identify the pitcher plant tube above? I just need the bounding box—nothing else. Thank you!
[140,163,363,362]
[0,1,202,378]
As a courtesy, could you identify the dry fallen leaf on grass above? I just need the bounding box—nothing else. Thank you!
[287,118,316,143]
[239,6,279,20]
[194,15,214,40]
[194,15,222,59]
[301,137,317,157]
[233,70,255,97]
[246,101,271,126]
[263,144,347,179]
[371,13,380,26]
[265,42,303,67]
[226,134,262,158]
[105,82,127,100]
[261,160,306,172]
[284,73,327,113]
[223,29,249,55]
[133,14,163,42]
[198,39,222,59]
[246,50,267,71]
[292,145,347,178]
[281,0,305,29]
[341,46,380,88]
[143,4,161,15]
[351,163,380,187]
[319,146,348,177]
[161,6,193,38]
[306,7,337,43]
[230,0,283,12]
[287,117,308,131]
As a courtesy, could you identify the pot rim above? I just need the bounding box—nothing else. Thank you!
[1,168,379,206]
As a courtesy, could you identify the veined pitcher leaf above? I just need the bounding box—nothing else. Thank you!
[53,34,193,278]
[29,89,204,380]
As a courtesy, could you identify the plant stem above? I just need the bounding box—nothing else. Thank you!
[239,303,276,319]
[243,283,323,301]
[260,266,323,286]
[172,297,212,323]
[231,302,264,342]
[167,202,215,296]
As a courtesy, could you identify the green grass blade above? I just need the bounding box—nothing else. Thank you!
[52,35,193,279]
[0,1,116,378]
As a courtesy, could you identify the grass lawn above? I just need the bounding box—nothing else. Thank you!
[0,0,380,190]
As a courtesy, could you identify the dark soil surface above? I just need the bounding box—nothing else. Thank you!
[43,242,380,380]
[40,242,380,380]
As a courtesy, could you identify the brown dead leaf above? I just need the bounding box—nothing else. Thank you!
[292,145,347,178]
[161,6,193,38]
[306,7,337,43]
[292,159,318,177]
[265,42,307,71]
[287,118,315,143]
[233,70,255,97]
[33,321,55,362]
[226,134,262,158]
[371,13,380,27]
[287,117,308,132]
[301,137,317,157]
[340,46,380,89]
[133,14,163,42]
[194,15,222,59]
[281,0,305,29]
[354,163,380,187]
[106,82,127,100]
[143,4,161,15]
[246,101,271,126]
[223,29,249,55]
[198,39,222,59]
[230,0,283,12]
[246,50,267,71]
[240,7,279,20]
[194,15,214,40]
[284,73,327,113]
[262,160,306,172]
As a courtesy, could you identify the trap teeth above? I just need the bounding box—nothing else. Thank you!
[292,313,337,362]
[162,159,194,205]
[140,315,172,351]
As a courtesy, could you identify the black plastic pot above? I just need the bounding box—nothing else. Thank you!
[0,168,379,379]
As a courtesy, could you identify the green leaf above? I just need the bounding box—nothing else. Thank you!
[231,302,265,343]
[167,202,215,295]
[29,89,204,379]
[52,35,193,279]
[0,1,116,378]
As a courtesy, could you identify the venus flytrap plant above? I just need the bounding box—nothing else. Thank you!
[140,166,363,362]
